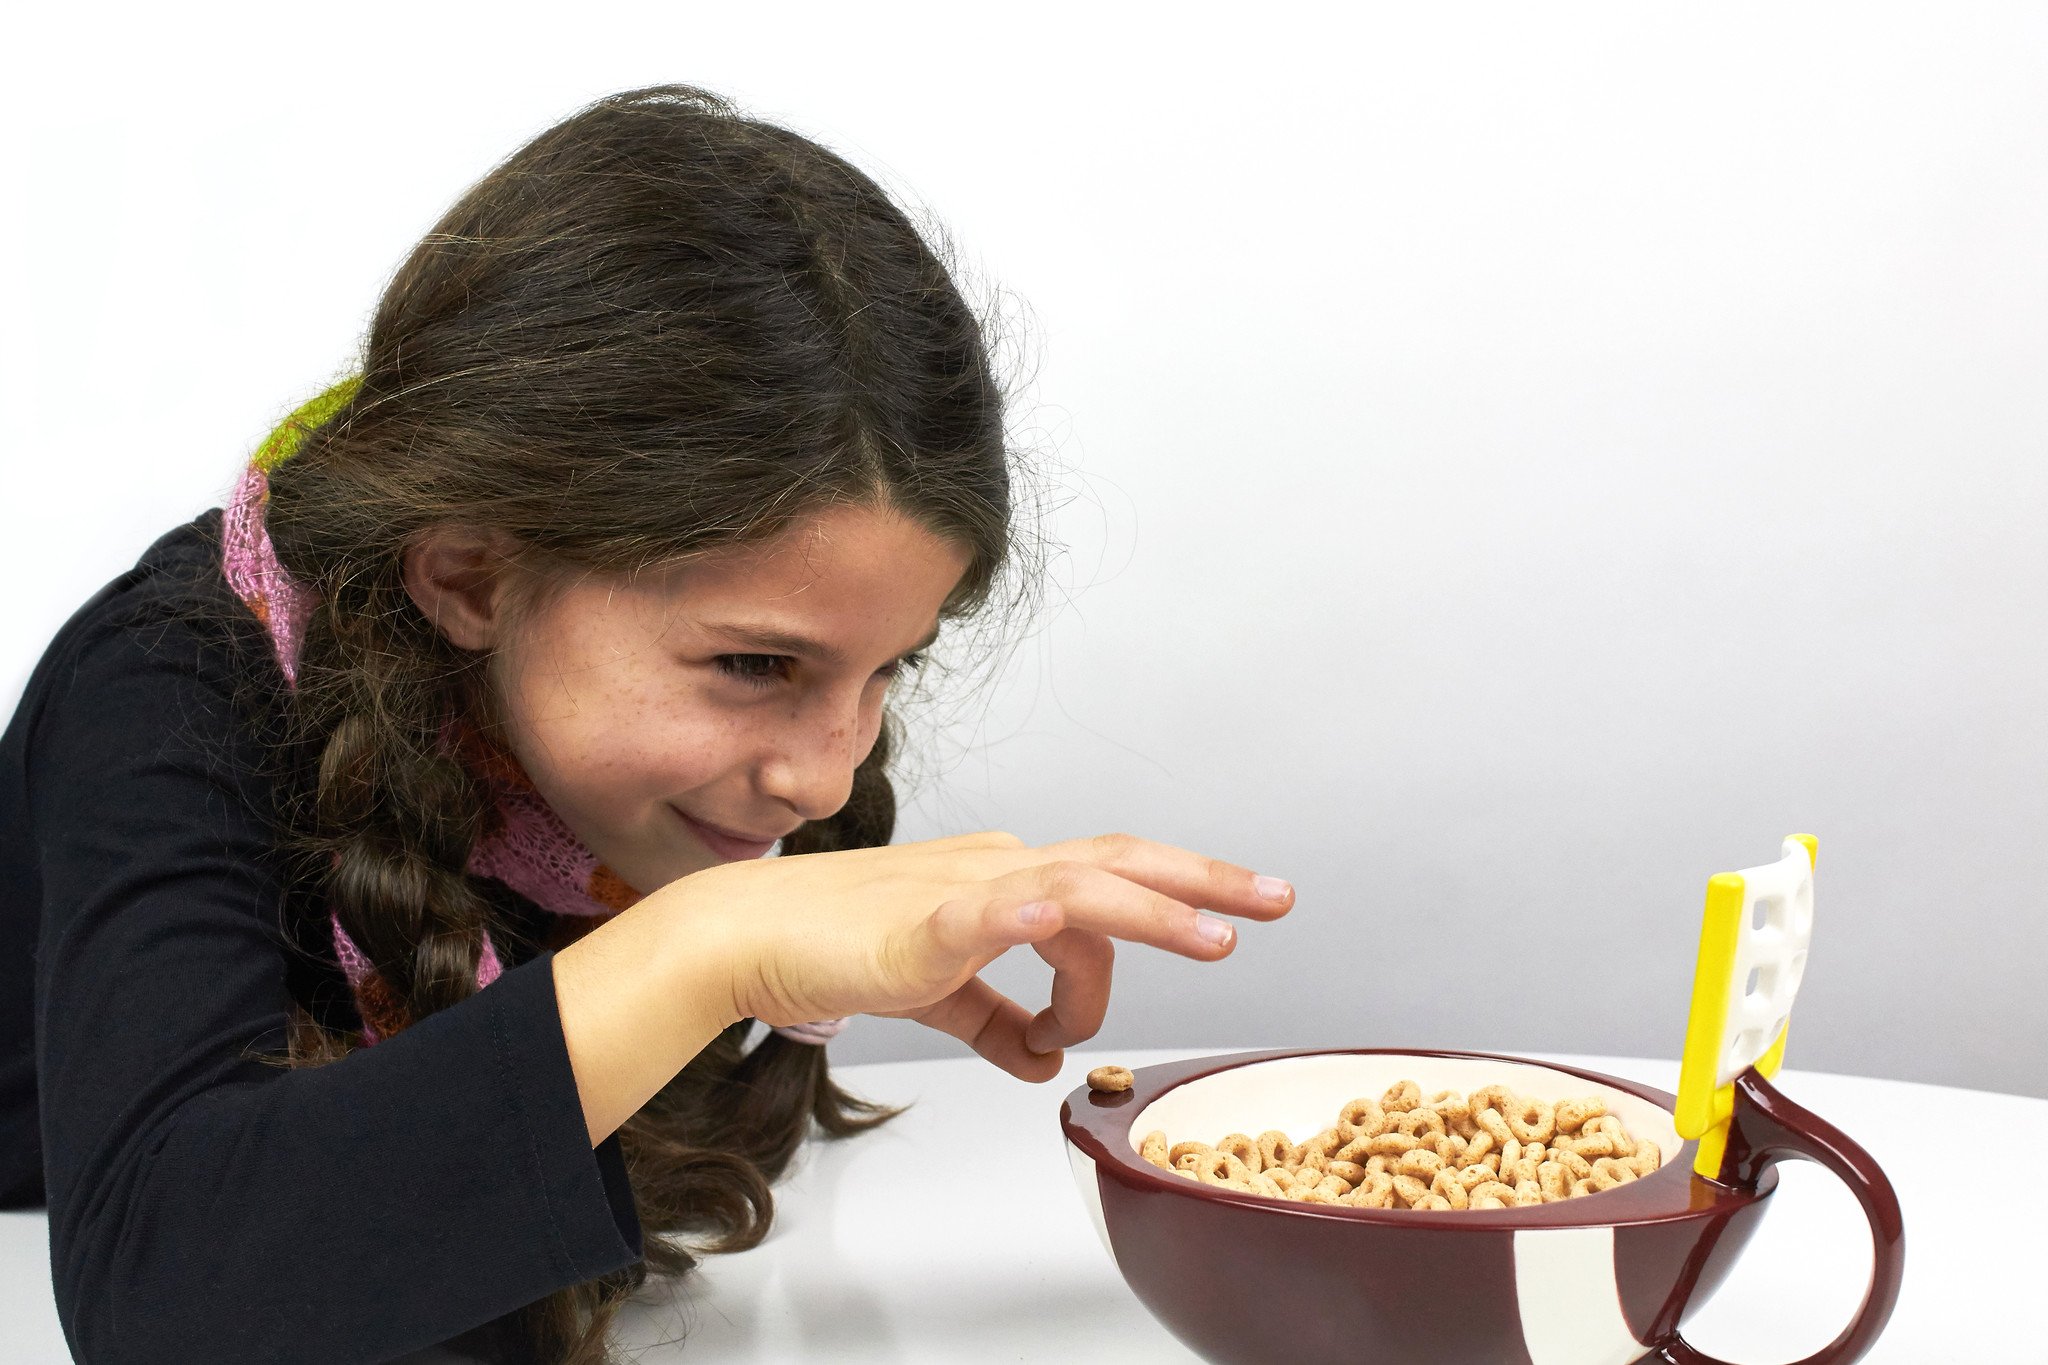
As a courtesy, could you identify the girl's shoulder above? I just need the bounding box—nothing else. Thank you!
[32,507,279,692]
[8,507,286,771]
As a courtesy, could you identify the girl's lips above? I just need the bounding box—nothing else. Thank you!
[673,808,783,860]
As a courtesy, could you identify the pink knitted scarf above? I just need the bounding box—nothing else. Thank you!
[222,385,845,1048]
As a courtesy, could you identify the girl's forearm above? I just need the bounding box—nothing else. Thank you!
[551,885,743,1146]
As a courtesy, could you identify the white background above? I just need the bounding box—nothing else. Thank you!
[4,2,2043,1098]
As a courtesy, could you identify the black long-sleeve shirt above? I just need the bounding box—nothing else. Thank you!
[1,510,648,1363]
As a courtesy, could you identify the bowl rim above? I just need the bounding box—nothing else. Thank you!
[1060,1046,1776,1229]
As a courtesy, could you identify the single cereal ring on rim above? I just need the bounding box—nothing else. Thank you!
[1086,1065,1134,1093]
[1505,1097,1556,1145]
[1381,1079,1422,1113]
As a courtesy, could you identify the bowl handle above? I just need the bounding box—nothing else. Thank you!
[1653,1068,1905,1365]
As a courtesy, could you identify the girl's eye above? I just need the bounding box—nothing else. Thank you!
[714,654,791,688]
[713,650,927,689]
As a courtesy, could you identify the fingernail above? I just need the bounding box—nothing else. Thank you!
[1018,901,1053,926]
[1255,875,1292,902]
[1197,915,1234,946]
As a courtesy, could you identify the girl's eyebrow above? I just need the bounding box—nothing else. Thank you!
[701,620,942,665]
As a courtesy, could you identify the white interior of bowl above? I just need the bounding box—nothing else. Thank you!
[1127,1053,1681,1164]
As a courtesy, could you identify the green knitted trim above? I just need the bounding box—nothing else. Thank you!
[252,374,363,474]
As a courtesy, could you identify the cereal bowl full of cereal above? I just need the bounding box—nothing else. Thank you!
[1061,1048,1903,1365]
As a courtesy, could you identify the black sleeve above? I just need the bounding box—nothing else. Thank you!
[26,608,641,1363]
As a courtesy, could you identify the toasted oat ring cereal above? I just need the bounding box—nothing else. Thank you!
[1087,1065,1134,1093]
[1395,1148,1444,1182]
[1215,1133,1263,1172]
[1338,1098,1387,1138]
[1364,1132,1421,1158]
[1396,1108,1447,1140]
[1256,1130,1302,1169]
[1586,1115,1636,1158]
[1141,1078,1658,1214]
[1505,1098,1556,1145]
[1427,1090,1471,1124]
[1562,1130,1616,1160]
[1193,1150,1254,1188]
[1554,1097,1605,1135]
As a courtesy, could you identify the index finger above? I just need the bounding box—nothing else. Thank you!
[1034,832,1294,922]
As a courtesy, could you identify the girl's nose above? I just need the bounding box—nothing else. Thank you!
[758,692,875,821]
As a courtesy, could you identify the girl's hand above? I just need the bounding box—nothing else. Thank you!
[662,831,1294,1081]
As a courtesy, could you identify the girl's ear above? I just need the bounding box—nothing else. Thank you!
[401,526,524,652]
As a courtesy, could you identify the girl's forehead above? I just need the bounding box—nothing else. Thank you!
[589,504,970,633]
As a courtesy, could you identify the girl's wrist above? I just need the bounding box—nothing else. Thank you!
[552,880,749,1145]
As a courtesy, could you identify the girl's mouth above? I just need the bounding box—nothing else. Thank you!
[672,807,783,861]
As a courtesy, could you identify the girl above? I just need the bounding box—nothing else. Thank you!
[0,86,1292,1364]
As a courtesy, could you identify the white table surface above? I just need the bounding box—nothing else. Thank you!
[3,1049,2038,1363]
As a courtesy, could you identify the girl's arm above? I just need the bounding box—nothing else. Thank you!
[550,893,743,1146]
[18,588,640,1364]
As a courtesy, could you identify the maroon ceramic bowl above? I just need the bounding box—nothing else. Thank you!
[1061,1049,1902,1365]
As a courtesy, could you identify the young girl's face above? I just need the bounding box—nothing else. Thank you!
[479,503,971,895]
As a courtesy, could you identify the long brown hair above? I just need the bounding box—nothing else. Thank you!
[249,85,1027,1362]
